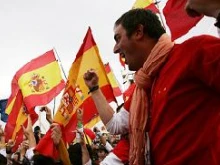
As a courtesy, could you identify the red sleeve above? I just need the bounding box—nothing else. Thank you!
[112,138,129,164]
[188,35,220,92]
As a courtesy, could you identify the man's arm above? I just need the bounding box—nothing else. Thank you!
[83,69,114,125]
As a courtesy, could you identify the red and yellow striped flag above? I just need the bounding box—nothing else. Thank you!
[4,50,65,144]
[132,0,159,13]
[53,27,116,143]
[4,89,38,147]
[105,63,122,97]
[14,49,65,110]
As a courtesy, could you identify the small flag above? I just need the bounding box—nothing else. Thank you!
[132,0,159,13]
[105,63,122,97]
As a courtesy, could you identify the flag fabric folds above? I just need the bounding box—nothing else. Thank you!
[105,63,122,97]
[35,124,68,161]
[132,0,159,13]
[0,99,8,122]
[53,27,116,144]
[35,124,71,165]
[163,0,203,40]
[15,49,65,110]
[4,49,65,145]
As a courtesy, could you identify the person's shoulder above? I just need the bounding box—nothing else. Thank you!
[182,35,220,45]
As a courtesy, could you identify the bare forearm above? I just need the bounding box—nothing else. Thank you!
[81,144,91,165]
[27,133,36,148]
[91,89,114,125]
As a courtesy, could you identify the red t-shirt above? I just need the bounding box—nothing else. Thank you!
[149,35,220,164]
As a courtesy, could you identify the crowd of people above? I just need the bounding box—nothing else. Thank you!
[0,107,122,165]
[1,0,220,164]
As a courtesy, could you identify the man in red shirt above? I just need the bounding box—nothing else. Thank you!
[83,8,220,165]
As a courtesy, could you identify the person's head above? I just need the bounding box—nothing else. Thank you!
[113,9,165,71]
[185,0,204,17]
[34,126,41,134]
[93,127,100,133]
[97,145,108,160]
[32,154,56,165]
[12,152,20,162]
[34,126,42,144]
[68,143,82,165]
[185,0,220,18]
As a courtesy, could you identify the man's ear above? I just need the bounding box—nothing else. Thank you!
[135,24,144,39]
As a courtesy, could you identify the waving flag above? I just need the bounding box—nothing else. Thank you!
[4,49,65,145]
[132,0,159,13]
[105,63,122,97]
[4,89,38,145]
[5,77,20,115]
[15,49,65,110]
[163,0,203,40]
[53,27,116,143]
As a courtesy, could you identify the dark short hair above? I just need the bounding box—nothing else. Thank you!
[34,126,40,133]
[0,154,7,165]
[98,145,108,154]
[115,9,165,39]
[32,154,55,165]
[68,143,82,165]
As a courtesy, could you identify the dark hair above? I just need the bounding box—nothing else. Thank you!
[0,154,7,165]
[32,154,56,165]
[115,9,165,39]
[21,156,31,165]
[68,143,95,165]
[68,143,82,165]
[93,127,98,133]
[98,145,108,154]
[34,126,40,133]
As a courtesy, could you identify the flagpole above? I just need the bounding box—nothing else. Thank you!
[154,0,167,31]
[52,97,56,117]
[53,48,68,80]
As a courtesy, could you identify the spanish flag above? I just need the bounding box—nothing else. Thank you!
[132,0,159,13]
[5,90,25,141]
[54,27,116,143]
[4,50,65,144]
[4,89,38,149]
[105,63,122,97]
[15,49,65,110]
[5,77,20,115]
